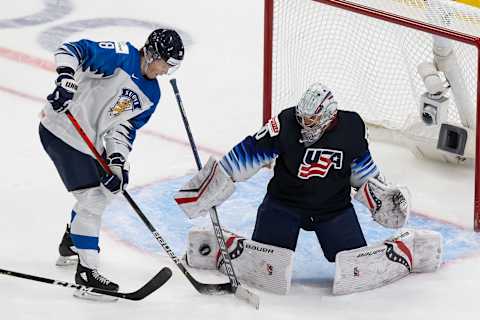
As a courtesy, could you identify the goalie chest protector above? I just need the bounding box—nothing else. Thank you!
[266,107,368,216]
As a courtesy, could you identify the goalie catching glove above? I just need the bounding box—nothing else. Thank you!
[354,176,410,228]
[174,156,235,219]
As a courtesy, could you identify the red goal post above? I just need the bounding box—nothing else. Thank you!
[263,0,480,231]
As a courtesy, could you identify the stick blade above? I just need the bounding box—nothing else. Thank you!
[124,267,173,301]
[235,285,260,310]
[195,281,233,295]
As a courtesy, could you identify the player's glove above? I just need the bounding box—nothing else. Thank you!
[101,153,130,194]
[47,67,78,113]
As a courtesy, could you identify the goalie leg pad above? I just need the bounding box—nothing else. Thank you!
[354,176,410,228]
[333,228,443,295]
[186,228,294,295]
[410,229,443,273]
[174,156,235,219]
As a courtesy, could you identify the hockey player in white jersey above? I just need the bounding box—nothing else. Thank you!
[39,29,184,295]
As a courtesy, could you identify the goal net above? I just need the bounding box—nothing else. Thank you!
[263,0,480,231]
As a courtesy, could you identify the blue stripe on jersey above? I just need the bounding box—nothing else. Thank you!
[220,136,278,181]
[350,151,379,188]
[63,43,82,61]
[70,210,77,223]
[70,234,99,250]
[67,40,117,76]
[129,103,156,131]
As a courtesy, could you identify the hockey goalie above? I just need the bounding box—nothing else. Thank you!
[174,82,443,295]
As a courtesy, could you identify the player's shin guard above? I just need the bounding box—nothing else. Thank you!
[186,228,294,294]
[333,228,442,295]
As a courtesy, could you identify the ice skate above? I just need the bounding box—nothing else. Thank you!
[73,263,119,302]
[55,224,78,266]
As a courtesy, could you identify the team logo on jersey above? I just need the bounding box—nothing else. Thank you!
[109,88,141,117]
[297,148,343,179]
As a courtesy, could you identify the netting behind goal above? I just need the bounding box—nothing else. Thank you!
[263,0,480,230]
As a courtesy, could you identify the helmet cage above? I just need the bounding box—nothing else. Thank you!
[296,82,338,146]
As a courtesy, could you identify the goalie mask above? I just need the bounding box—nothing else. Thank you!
[296,82,338,146]
[144,29,184,74]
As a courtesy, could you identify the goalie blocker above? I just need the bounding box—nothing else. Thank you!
[174,157,235,219]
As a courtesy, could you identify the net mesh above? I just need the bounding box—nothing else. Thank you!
[270,0,479,133]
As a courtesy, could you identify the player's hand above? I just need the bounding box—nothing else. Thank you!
[101,153,130,194]
[47,67,78,113]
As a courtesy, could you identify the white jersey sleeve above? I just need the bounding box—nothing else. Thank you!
[41,40,160,159]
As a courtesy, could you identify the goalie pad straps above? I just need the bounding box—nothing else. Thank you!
[354,176,410,228]
[174,156,235,219]
[186,228,294,295]
[333,229,443,295]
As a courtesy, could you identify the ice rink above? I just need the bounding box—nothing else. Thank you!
[0,0,479,319]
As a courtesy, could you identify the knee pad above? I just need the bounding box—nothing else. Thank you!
[72,186,112,216]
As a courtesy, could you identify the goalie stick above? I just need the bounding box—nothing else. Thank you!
[0,267,172,301]
[64,111,234,296]
[170,78,260,310]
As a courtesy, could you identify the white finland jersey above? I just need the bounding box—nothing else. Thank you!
[41,39,161,159]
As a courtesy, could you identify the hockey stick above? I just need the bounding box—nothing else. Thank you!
[64,110,233,295]
[0,267,172,301]
[170,78,260,309]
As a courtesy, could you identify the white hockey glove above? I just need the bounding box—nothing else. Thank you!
[354,176,410,228]
[174,156,235,219]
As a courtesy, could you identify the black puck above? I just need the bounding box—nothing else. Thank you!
[199,244,211,256]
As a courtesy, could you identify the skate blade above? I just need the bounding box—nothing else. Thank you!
[73,289,118,302]
[56,255,78,266]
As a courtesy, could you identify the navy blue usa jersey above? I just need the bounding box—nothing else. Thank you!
[220,107,378,217]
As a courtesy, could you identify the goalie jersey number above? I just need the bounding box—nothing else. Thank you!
[298,148,343,179]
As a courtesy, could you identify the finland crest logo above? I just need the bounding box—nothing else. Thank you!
[297,148,343,179]
[109,88,141,117]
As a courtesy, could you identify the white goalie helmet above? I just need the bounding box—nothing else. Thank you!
[296,82,338,146]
